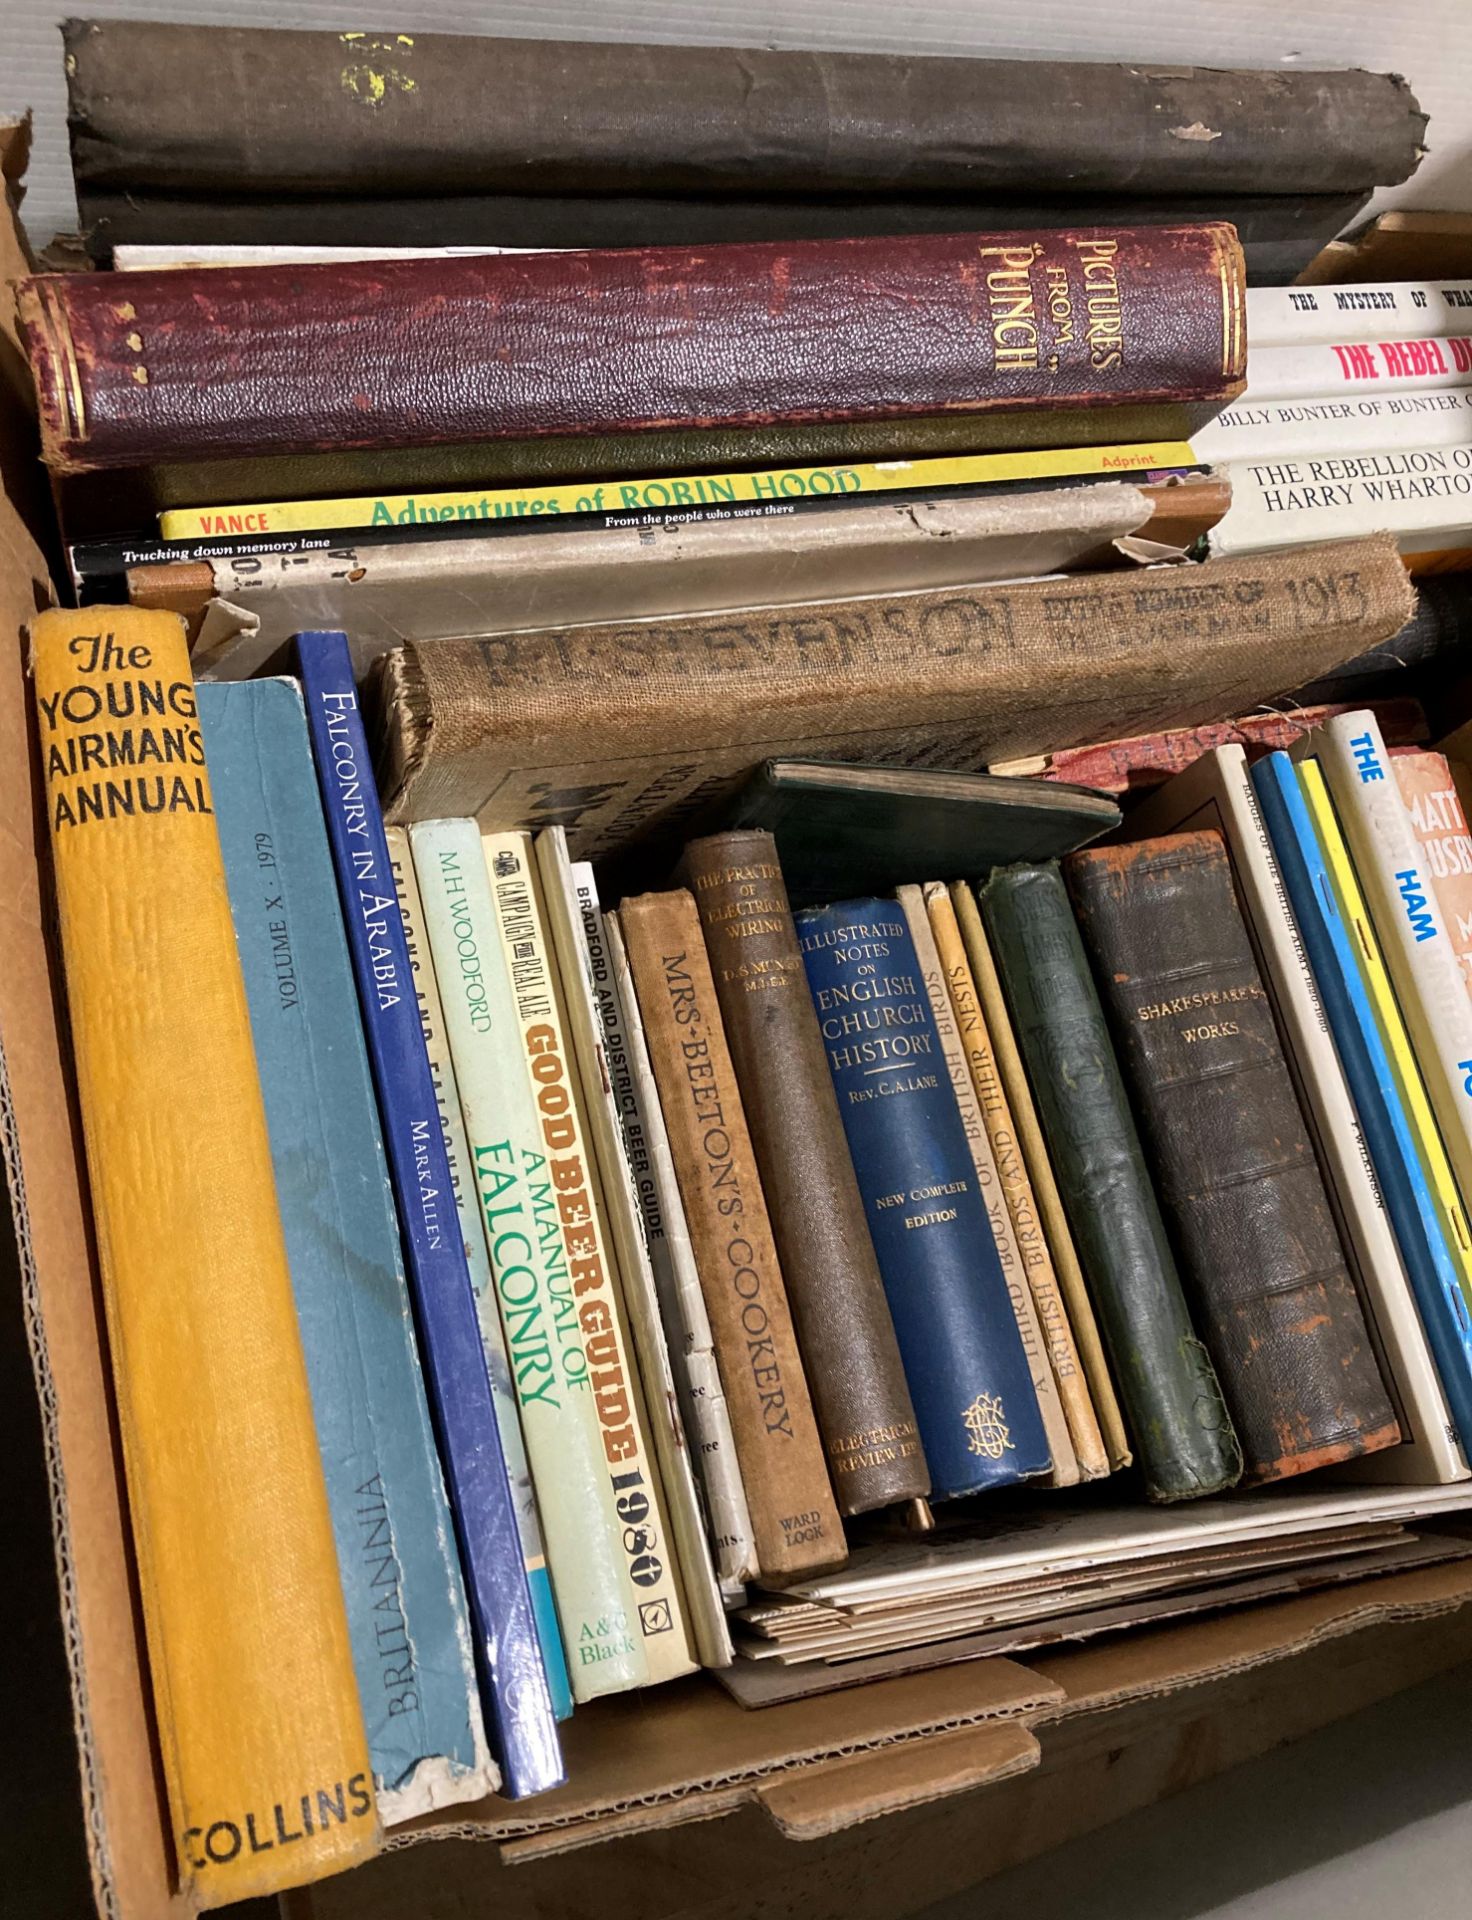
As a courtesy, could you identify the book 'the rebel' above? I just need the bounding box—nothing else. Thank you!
[31,607,377,1905]
[295,630,563,1799]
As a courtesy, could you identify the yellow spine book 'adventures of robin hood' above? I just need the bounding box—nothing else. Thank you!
[154,439,1198,539]
[30,607,377,1907]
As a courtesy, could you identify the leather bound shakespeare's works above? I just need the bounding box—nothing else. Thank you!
[1067,835,1400,1483]
[30,609,377,1903]
[979,863,1242,1502]
[924,883,1109,1482]
[373,538,1415,858]
[682,832,926,1513]
[618,890,845,1580]
[18,225,1245,479]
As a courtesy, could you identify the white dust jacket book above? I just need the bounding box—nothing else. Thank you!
[1127,748,1468,1485]
[1243,335,1472,404]
[1209,446,1472,559]
[536,829,730,1668]
[1245,282,1472,349]
[1191,389,1472,465]
[481,829,695,1686]
[384,826,570,1717]
[409,818,652,1701]
[603,907,759,1597]
[1309,714,1472,1218]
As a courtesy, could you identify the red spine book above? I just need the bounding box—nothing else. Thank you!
[995,697,1429,795]
[19,224,1245,474]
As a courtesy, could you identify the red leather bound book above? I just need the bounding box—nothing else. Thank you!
[19,225,1245,476]
[995,696,1430,795]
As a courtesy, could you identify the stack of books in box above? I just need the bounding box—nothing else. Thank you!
[12,19,1472,1911]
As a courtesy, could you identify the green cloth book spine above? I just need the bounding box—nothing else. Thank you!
[977,862,1242,1501]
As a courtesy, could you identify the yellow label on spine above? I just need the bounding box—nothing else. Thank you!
[156,439,1199,540]
[1301,758,1472,1310]
[31,608,377,1905]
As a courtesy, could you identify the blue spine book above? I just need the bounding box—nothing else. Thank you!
[1253,751,1472,1448]
[296,631,563,1799]
[200,679,495,1818]
[795,899,1049,1496]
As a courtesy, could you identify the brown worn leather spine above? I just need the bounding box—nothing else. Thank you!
[1066,832,1401,1483]
[681,832,927,1513]
[17,224,1245,474]
[618,889,845,1579]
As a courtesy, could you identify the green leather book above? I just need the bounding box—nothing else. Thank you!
[977,862,1242,1502]
[701,762,1120,908]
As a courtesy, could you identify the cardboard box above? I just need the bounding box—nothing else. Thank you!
[4,133,1472,1920]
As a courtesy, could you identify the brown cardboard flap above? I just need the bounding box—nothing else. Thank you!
[1029,1555,1472,1718]
[0,162,186,1920]
[391,1655,1061,1853]
[755,1721,1041,1840]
